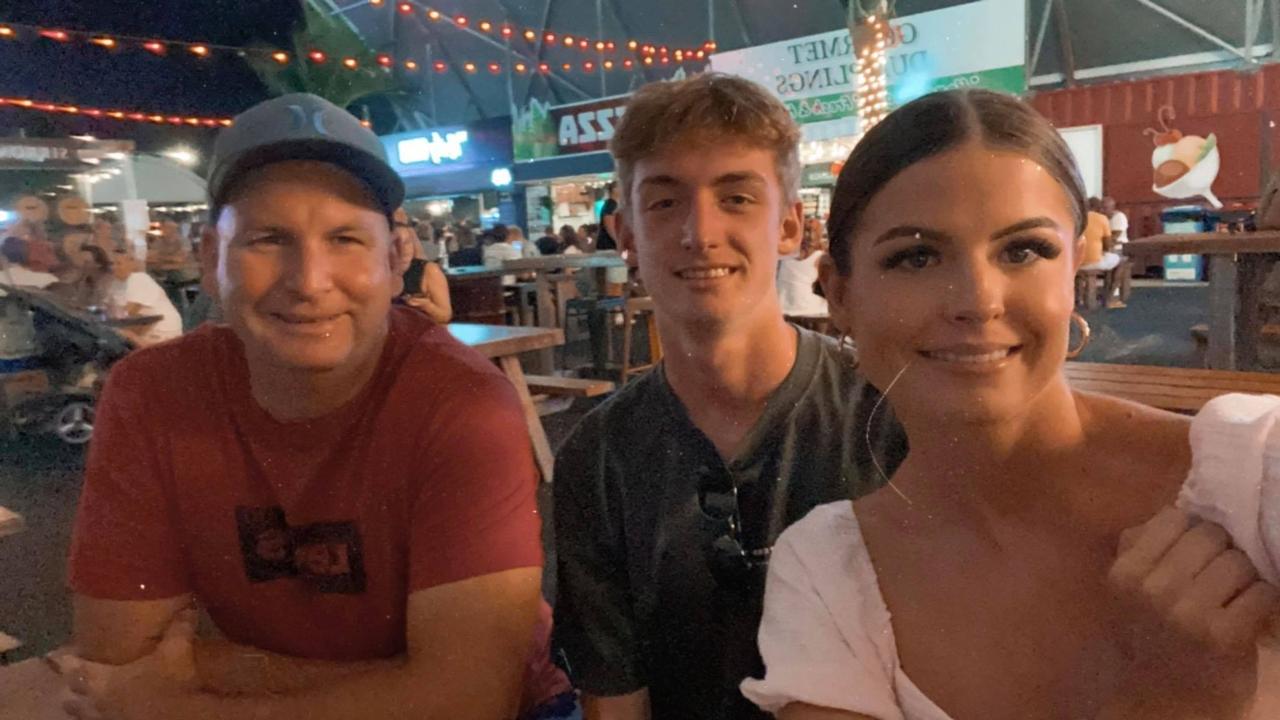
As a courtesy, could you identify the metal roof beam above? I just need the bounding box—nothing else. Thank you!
[1272,0,1280,58]
[1052,0,1076,87]
[604,0,655,85]
[319,0,367,37]
[1131,0,1249,60]
[1028,0,1054,82]
[729,0,755,46]
[422,24,490,120]
[520,0,563,106]
[404,0,593,100]
[1245,0,1267,62]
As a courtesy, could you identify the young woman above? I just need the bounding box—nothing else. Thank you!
[742,90,1278,720]
[394,208,452,324]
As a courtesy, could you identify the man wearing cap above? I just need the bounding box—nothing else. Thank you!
[63,93,568,719]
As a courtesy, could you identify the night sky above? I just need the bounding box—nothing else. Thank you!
[0,0,303,157]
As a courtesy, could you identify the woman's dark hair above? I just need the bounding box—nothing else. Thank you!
[558,224,577,248]
[81,244,112,272]
[1,236,27,264]
[827,89,1087,275]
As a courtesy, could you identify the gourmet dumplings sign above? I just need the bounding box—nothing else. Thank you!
[709,0,1025,141]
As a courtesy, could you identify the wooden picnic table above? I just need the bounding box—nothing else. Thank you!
[449,323,565,482]
[104,314,164,329]
[1064,361,1280,412]
[0,506,24,539]
[0,506,25,667]
[0,657,65,718]
[1127,231,1280,370]
[503,253,628,333]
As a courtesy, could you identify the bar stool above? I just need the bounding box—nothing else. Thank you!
[620,295,661,383]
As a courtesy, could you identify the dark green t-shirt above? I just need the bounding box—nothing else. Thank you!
[552,326,907,720]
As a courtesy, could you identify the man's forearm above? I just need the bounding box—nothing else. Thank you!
[582,689,651,720]
[181,659,517,720]
[194,638,401,696]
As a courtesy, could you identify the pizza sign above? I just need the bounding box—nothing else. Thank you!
[557,102,628,155]
[514,94,632,162]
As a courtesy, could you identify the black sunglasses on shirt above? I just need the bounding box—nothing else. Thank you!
[696,465,772,591]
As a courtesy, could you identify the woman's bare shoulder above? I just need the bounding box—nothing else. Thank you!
[1076,391,1191,514]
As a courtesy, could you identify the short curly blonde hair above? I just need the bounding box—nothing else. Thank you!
[610,73,802,208]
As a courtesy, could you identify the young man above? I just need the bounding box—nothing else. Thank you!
[552,74,907,720]
[65,93,569,719]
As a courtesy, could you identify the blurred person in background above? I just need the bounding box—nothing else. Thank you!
[1,236,58,289]
[776,226,828,318]
[537,226,561,256]
[394,208,452,325]
[559,225,582,255]
[106,249,183,346]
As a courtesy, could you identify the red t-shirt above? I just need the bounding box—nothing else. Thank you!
[69,307,568,705]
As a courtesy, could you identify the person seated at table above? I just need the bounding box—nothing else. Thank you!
[484,224,524,267]
[742,89,1279,720]
[60,244,116,309]
[576,224,597,252]
[0,236,58,288]
[147,215,196,272]
[552,72,906,720]
[1080,197,1128,310]
[104,249,183,346]
[559,224,584,255]
[394,208,452,325]
[508,225,541,258]
[63,92,572,720]
[536,226,561,256]
[776,228,828,319]
[1080,197,1122,272]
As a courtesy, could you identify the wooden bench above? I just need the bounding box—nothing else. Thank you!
[1064,361,1280,412]
[0,631,21,665]
[0,506,24,665]
[1075,268,1108,310]
[525,374,616,398]
[0,506,23,539]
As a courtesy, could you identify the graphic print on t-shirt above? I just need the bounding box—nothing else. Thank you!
[235,506,367,594]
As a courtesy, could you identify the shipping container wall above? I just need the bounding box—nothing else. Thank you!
[1031,67,1280,239]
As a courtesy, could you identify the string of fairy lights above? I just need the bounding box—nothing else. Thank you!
[0,14,716,76]
[0,95,233,126]
[0,9,719,125]
[853,13,891,132]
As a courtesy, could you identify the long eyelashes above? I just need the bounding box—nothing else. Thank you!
[880,247,939,271]
[878,238,1062,271]
[1005,239,1061,262]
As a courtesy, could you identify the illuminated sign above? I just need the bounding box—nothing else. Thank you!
[397,130,470,165]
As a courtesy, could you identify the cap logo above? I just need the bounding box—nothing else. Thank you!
[288,104,331,136]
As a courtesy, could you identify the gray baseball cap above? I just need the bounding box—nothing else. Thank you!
[207,93,404,218]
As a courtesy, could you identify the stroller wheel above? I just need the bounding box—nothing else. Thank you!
[54,400,95,445]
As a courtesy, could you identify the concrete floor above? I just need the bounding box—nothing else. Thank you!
[0,281,1211,662]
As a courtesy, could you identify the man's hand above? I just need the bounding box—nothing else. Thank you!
[1107,506,1280,717]
[63,608,199,720]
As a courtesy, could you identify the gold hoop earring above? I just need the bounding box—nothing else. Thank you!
[838,333,859,368]
[1066,312,1091,359]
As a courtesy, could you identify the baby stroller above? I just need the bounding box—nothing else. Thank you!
[0,284,131,445]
